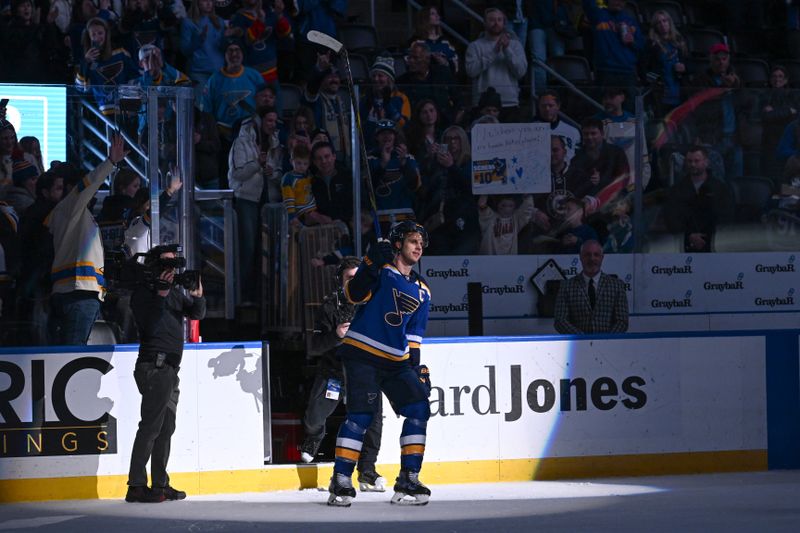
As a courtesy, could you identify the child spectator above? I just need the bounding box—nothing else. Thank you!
[604,195,634,253]
[555,197,599,254]
[478,194,534,255]
[281,143,330,227]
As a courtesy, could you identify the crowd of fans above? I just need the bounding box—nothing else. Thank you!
[2,0,800,343]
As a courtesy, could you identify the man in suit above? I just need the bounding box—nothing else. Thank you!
[554,239,629,334]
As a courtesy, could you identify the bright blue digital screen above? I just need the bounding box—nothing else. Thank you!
[0,85,67,167]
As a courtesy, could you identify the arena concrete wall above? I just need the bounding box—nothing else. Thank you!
[1,332,798,502]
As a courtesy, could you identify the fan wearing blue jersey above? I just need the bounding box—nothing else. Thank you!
[327,221,433,507]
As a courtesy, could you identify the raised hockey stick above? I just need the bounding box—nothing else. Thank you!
[307,30,382,239]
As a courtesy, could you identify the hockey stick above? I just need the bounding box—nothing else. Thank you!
[307,30,382,239]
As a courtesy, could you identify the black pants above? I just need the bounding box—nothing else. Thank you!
[303,370,383,470]
[127,360,180,488]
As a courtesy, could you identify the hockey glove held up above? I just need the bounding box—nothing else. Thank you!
[366,238,395,267]
[415,365,431,396]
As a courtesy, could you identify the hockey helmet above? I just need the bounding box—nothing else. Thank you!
[388,220,429,249]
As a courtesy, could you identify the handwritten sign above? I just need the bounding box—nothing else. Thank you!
[471,123,550,194]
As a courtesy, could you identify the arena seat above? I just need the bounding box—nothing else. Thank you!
[338,24,379,56]
[87,320,120,345]
[685,28,726,58]
[280,84,303,119]
[735,58,770,88]
[546,55,593,85]
[730,176,774,222]
[639,0,686,28]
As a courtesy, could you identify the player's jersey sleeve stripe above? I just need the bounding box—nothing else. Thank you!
[406,334,423,343]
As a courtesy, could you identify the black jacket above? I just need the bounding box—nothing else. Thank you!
[132,284,206,365]
[310,288,356,376]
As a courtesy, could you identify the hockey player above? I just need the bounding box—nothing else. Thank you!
[300,256,387,493]
[327,221,433,507]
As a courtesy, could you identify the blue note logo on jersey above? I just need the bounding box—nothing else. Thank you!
[385,287,421,326]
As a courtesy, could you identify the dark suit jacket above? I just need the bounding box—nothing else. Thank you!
[554,272,629,334]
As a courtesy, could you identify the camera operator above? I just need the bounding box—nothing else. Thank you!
[125,245,205,503]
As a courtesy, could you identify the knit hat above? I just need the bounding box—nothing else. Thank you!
[478,86,502,110]
[224,38,244,55]
[375,119,397,135]
[370,55,396,81]
[709,43,730,55]
[12,158,38,186]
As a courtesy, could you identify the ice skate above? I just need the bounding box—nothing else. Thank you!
[327,473,356,507]
[390,469,431,505]
[357,470,387,492]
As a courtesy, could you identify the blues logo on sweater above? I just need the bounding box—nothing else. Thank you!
[340,263,431,366]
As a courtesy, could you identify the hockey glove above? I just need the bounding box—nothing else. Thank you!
[366,238,395,267]
[415,365,431,396]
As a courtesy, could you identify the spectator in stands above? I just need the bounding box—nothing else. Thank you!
[419,125,480,255]
[663,145,734,253]
[180,0,230,96]
[118,0,176,61]
[533,90,581,164]
[303,50,351,162]
[553,196,599,254]
[397,42,463,126]
[641,10,687,115]
[18,137,44,175]
[360,55,411,152]
[478,194,535,255]
[528,0,572,96]
[594,87,633,123]
[309,141,353,224]
[367,120,421,232]
[193,105,222,189]
[229,105,283,303]
[66,0,117,66]
[405,99,446,175]
[293,0,347,77]
[202,38,265,141]
[0,200,19,323]
[135,44,191,140]
[281,142,330,227]
[594,87,653,194]
[472,86,502,124]
[554,239,628,334]
[1,0,62,83]
[690,43,745,181]
[0,121,39,197]
[76,17,139,116]
[229,0,291,86]
[4,159,39,216]
[776,119,800,176]
[581,0,644,106]
[603,194,633,253]
[15,170,64,344]
[761,66,799,178]
[46,135,127,345]
[408,5,459,75]
[566,118,630,210]
[465,8,528,123]
[531,135,571,237]
[281,108,314,168]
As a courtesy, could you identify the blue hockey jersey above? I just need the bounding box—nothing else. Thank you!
[340,260,431,367]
